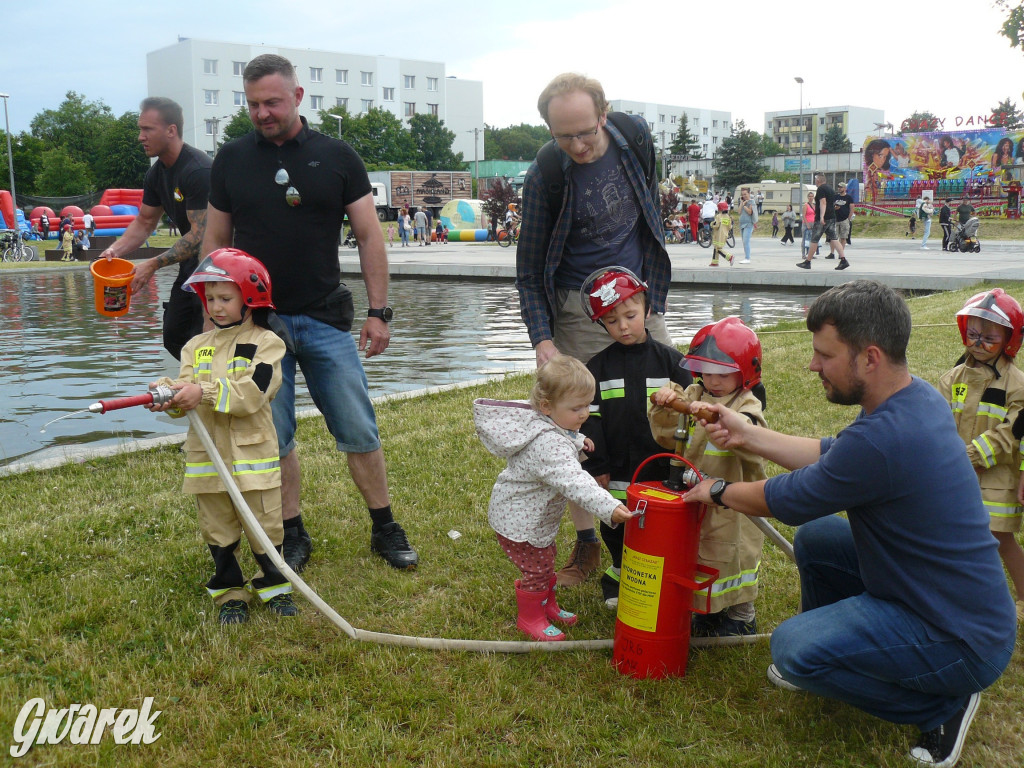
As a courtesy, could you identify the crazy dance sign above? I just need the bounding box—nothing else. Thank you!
[862,129,1024,205]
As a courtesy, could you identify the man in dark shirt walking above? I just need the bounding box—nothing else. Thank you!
[797,172,848,271]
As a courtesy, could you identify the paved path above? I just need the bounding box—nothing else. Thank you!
[344,236,1024,292]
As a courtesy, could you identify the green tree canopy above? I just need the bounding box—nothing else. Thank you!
[408,114,464,170]
[712,120,766,191]
[326,107,417,169]
[669,114,701,158]
[36,146,93,196]
[820,126,852,153]
[990,97,1024,130]
[30,91,114,182]
[760,133,786,157]
[898,111,941,134]
[219,107,254,145]
[997,1,1024,50]
[94,112,149,189]
[485,123,549,161]
[0,131,46,196]
[481,178,517,229]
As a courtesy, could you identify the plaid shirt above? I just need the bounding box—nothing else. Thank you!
[515,114,669,348]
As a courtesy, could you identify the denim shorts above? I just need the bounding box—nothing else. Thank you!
[271,313,381,455]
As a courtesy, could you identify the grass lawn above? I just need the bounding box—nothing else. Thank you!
[1,284,1022,766]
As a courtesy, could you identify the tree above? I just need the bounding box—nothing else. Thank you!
[485,123,549,161]
[220,107,254,145]
[760,133,786,157]
[712,121,766,191]
[331,107,417,169]
[759,169,799,183]
[996,1,1024,51]
[30,91,115,182]
[990,97,1024,130]
[35,146,93,196]
[94,112,149,189]
[898,111,941,134]
[0,131,46,196]
[408,114,464,170]
[820,126,852,153]
[669,114,701,158]
[481,178,517,233]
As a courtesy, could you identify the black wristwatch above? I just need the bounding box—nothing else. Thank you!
[709,478,731,509]
[367,306,394,323]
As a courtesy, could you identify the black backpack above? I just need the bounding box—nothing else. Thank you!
[534,111,655,216]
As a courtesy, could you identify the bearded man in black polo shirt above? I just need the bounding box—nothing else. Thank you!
[202,54,418,573]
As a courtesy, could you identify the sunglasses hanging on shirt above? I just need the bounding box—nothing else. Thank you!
[275,167,301,207]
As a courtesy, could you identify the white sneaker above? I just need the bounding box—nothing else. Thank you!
[739,258,751,264]
[921,246,929,250]
[767,663,802,692]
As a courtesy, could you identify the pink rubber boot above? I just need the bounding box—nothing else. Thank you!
[515,581,565,641]
[543,575,578,626]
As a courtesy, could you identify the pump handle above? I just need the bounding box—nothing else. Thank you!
[648,394,719,422]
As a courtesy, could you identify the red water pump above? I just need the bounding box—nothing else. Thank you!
[613,453,718,679]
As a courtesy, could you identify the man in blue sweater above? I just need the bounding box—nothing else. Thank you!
[684,280,1015,768]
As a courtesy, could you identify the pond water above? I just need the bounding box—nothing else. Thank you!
[0,268,820,468]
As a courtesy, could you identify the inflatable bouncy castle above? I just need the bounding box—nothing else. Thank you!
[29,189,144,238]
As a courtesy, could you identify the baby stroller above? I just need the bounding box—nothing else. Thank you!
[949,217,981,253]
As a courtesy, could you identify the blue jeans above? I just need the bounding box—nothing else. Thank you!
[270,314,381,456]
[741,223,753,260]
[399,227,409,246]
[770,515,1013,730]
[921,218,932,247]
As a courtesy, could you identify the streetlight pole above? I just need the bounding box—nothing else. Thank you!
[794,77,804,243]
[331,113,343,138]
[0,93,23,255]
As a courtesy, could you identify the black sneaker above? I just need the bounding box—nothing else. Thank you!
[370,521,419,570]
[691,610,725,637]
[710,615,757,637]
[835,258,850,270]
[219,600,249,625]
[825,253,836,259]
[283,526,313,573]
[909,692,980,767]
[600,570,620,610]
[796,260,811,269]
[267,593,298,617]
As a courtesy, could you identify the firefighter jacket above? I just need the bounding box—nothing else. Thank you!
[160,315,285,495]
[938,354,1024,524]
[473,398,620,548]
[649,382,768,611]
[580,337,690,501]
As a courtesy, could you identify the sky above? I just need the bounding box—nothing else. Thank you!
[2,0,1022,140]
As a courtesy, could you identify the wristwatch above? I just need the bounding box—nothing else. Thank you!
[709,478,731,509]
[367,306,394,323]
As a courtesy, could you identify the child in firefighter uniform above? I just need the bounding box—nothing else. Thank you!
[938,288,1024,623]
[649,317,767,636]
[149,248,294,626]
[473,356,633,642]
[576,267,692,609]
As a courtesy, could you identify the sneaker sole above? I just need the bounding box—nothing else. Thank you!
[767,663,803,692]
[909,692,980,768]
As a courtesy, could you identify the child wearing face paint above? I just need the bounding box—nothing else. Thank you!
[473,355,633,641]
[148,247,294,626]
[938,289,1024,622]
[649,317,768,637]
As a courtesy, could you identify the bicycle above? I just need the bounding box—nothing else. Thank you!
[0,230,38,262]
[697,222,735,249]
[497,222,520,248]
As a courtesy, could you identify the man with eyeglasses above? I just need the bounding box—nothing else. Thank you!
[202,53,418,574]
[101,97,211,361]
[516,72,672,587]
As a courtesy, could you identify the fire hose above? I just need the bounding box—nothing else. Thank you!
[88,387,778,652]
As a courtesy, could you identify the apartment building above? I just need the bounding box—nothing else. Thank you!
[764,105,885,154]
[609,99,732,159]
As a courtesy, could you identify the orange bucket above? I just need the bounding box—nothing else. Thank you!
[90,258,135,317]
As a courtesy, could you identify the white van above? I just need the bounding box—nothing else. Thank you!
[733,182,816,214]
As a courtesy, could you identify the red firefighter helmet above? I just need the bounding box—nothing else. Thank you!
[956,288,1023,358]
[717,201,729,211]
[579,266,648,322]
[183,248,275,311]
[682,316,762,389]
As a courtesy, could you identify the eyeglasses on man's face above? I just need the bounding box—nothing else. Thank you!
[552,126,600,144]
[275,167,301,207]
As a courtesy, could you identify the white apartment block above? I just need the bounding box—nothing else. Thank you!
[146,38,484,160]
[764,105,885,154]
[609,99,732,160]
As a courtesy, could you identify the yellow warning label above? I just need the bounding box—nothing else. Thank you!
[639,488,679,501]
[617,546,664,633]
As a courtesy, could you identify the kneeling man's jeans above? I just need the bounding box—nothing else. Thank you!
[770,515,1013,730]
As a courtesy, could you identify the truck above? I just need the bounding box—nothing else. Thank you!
[367,170,473,221]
